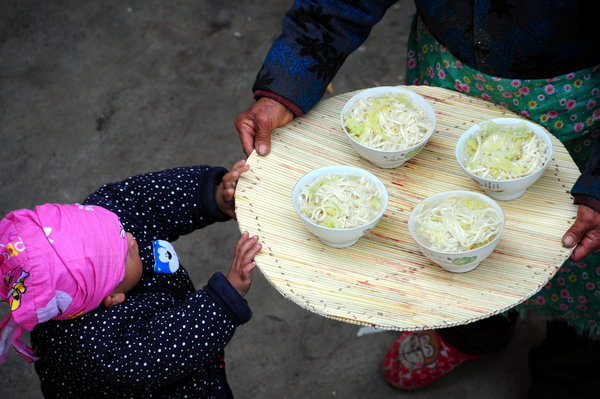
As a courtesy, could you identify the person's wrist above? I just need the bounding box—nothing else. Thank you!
[215,183,225,213]
[215,184,227,215]
[257,97,290,117]
[253,90,303,117]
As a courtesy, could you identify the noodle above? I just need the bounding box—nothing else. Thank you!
[414,196,502,252]
[299,174,382,229]
[344,93,432,150]
[464,121,549,180]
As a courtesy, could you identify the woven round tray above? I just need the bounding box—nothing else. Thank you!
[236,86,579,331]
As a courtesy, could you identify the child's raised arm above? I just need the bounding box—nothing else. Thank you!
[33,267,253,390]
[83,165,234,242]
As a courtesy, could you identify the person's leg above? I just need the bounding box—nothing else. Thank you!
[383,312,518,390]
[438,311,519,356]
[528,320,600,399]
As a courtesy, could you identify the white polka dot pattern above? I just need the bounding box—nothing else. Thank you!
[31,166,250,398]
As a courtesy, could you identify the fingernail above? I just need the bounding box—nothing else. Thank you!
[258,145,267,155]
[563,236,574,247]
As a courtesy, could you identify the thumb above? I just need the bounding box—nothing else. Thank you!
[562,220,587,248]
[254,125,271,156]
[244,261,257,279]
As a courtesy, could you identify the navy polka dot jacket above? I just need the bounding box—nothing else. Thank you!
[31,165,250,398]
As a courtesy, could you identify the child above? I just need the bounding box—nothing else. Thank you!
[0,160,261,398]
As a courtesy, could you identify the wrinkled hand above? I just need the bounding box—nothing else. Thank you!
[562,205,600,261]
[227,232,261,297]
[234,97,294,156]
[216,160,250,219]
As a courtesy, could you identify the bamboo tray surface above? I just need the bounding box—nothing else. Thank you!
[236,86,579,331]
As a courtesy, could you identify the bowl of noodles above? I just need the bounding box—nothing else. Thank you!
[408,191,504,272]
[341,86,436,168]
[456,118,553,200]
[292,165,388,248]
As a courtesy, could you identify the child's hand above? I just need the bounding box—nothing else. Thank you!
[227,232,261,297]
[216,160,250,219]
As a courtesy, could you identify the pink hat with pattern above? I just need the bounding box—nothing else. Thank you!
[0,203,128,364]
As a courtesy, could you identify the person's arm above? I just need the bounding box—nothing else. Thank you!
[254,0,396,115]
[31,276,247,392]
[32,233,260,392]
[235,0,397,156]
[562,142,600,260]
[84,273,249,389]
[90,231,259,389]
[83,165,231,242]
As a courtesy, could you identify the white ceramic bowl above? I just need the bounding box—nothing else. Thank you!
[408,191,504,272]
[292,165,389,248]
[455,118,553,201]
[341,86,436,168]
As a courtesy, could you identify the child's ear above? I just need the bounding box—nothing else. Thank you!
[103,293,126,308]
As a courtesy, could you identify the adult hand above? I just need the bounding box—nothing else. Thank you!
[562,204,600,261]
[234,97,294,156]
[227,232,261,297]
[216,160,250,219]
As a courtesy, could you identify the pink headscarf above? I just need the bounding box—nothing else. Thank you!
[0,203,128,364]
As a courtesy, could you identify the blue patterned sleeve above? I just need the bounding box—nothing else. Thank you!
[571,142,600,212]
[82,165,230,242]
[253,0,397,115]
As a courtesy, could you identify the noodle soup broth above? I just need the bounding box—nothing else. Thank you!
[292,165,388,248]
[456,118,553,201]
[341,86,436,168]
[408,191,504,272]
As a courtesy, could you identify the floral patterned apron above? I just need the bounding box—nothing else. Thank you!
[406,16,600,338]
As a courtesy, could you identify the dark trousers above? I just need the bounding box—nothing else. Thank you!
[528,320,600,399]
[437,313,600,398]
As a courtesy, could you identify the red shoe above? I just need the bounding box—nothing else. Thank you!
[382,330,481,390]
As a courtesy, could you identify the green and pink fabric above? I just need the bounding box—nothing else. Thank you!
[407,16,600,338]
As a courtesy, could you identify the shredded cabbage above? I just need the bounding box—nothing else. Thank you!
[464,121,548,180]
[344,92,432,150]
[299,174,382,229]
[414,196,501,252]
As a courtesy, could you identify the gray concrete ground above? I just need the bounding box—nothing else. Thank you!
[1,1,546,397]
